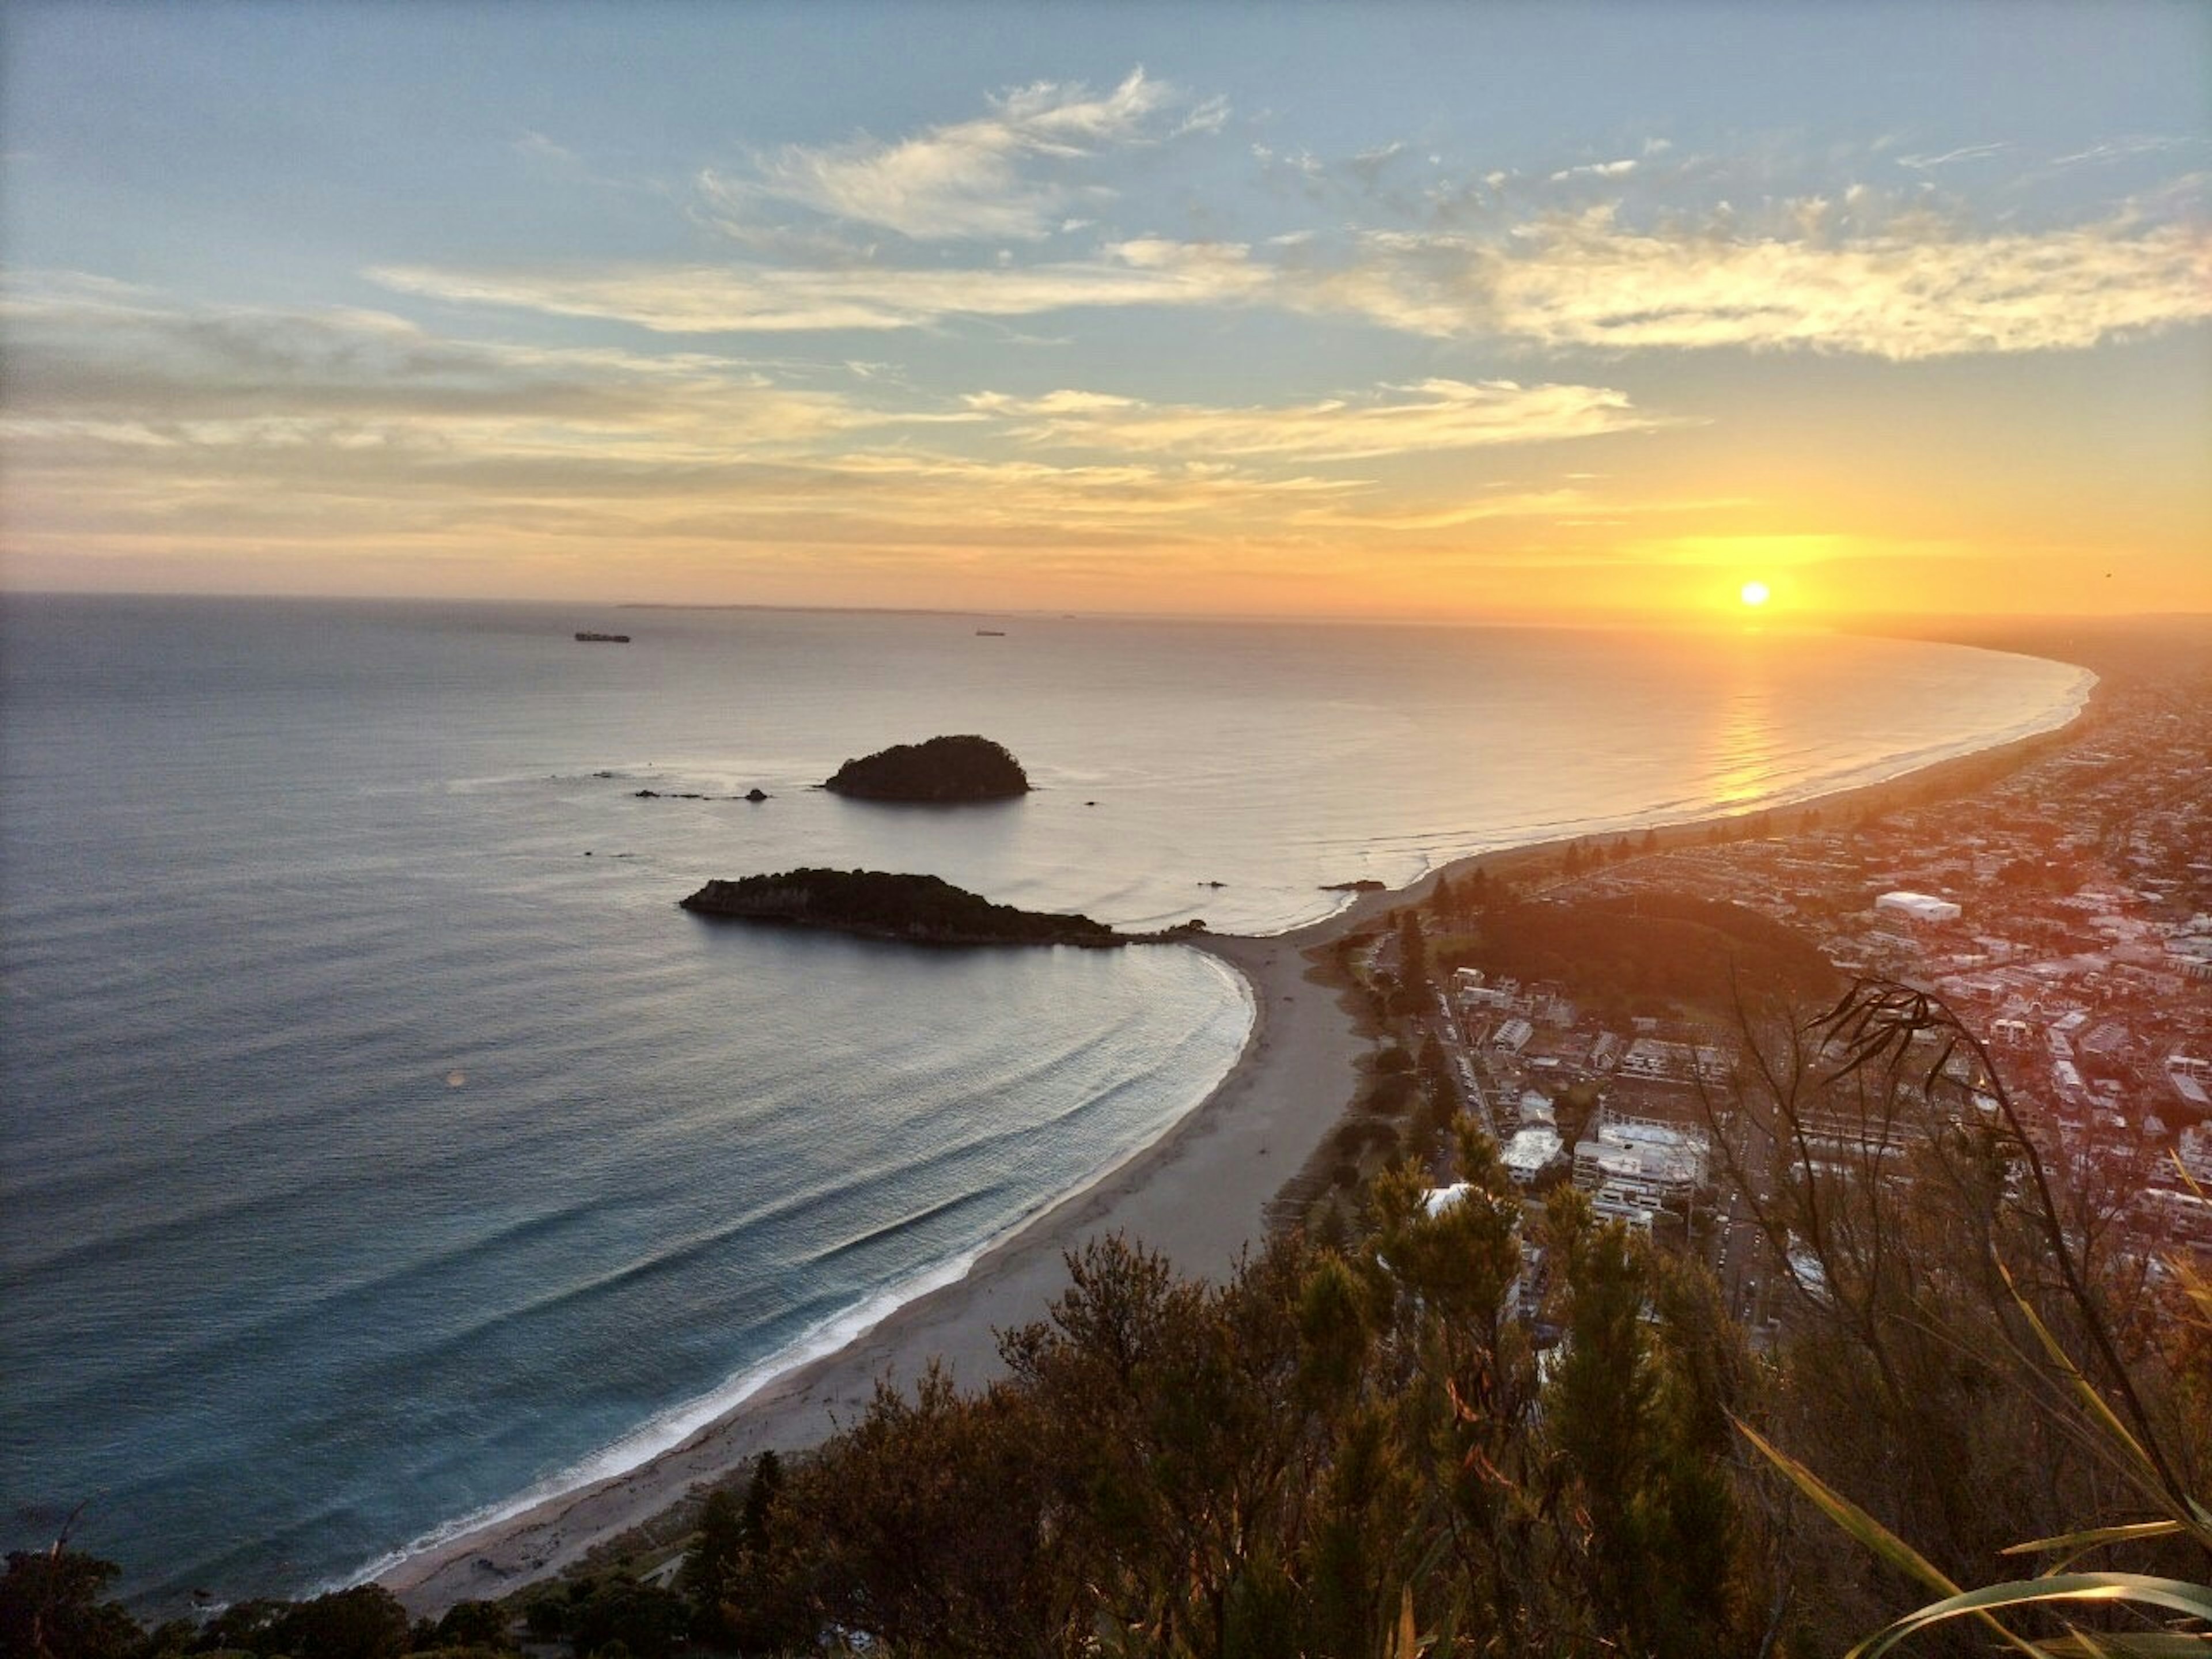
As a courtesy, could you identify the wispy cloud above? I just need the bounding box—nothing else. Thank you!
[965,377,1676,460]
[696,69,1216,241]
[9,275,1641,575]
[1548,157,1639,183]
[1896,141,2014,172]
[512,130,580,167]
[2048,134,2203,168]
[370,239,1270,332]
[1285,211,2212,358]
[378,193,2211,361]
[0,274,876,443]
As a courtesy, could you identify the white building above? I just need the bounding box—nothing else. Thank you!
[1876,891,1963,925]
[1502,1126,1565,1187]
[1571,1111,1710,1216]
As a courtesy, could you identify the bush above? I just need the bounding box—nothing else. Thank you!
[567,1576,690,1659]
[265,1586,411,1659]
[432,1600,514,1649]
[1362,1073,1416,1116]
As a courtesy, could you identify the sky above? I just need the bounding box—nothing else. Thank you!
[3,1,2207,622]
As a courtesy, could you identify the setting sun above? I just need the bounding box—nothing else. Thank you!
[1741,582,1771,607]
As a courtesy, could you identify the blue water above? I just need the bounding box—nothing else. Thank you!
[0,595,2090,1608]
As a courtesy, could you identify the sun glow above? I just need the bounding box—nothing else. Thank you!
[1740,581,1771,607]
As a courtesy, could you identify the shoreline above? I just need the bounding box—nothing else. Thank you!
[377,661,2098,1615]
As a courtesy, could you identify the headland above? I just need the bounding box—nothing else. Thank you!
[677,868,1206,948]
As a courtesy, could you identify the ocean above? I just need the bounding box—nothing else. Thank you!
[0,594,2091,1608]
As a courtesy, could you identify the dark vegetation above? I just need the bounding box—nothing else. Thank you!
[821,735,1030,803]
[680,869,1157,948]
[1444,892,1839,1015]
[0,1562,510,1659]
[18,982,2210,1657]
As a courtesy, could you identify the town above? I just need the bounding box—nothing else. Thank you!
[1322,657,2212,1345]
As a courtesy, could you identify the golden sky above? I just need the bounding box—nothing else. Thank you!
[3,5,2208,622]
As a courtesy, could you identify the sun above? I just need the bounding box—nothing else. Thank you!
[1740,581,1771,608]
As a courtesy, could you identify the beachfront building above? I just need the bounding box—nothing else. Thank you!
[1501,1126,1565,1187]
[1572,1109,1710,1224]
[1453,968,1520,1013]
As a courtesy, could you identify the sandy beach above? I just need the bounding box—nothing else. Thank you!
[380,911,1386,1612]
[378,678,2092,1615]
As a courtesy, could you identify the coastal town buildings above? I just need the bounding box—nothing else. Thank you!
[1394,667,2207,1335]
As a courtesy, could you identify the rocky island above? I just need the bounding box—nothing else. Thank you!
[680,868,1203,948]
[822,734,1029,802]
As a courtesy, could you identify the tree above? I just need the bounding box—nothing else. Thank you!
[1469,865,1494,910]
[684,1450,801,1652]
[264,1586,411,1659]
[0,1548,142,1659]
[430,1599,514,1650]
[1396,910,1427,985]
[566,1575,691,1659]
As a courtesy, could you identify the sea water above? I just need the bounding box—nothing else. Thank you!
[0,595,2090,1606]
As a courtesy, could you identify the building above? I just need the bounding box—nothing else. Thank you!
[1501,1126,1565,1187]
[1571,1110,1710,1217]
[1876,891,1963,925]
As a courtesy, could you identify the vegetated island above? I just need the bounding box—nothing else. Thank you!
[680,868,1204,947]
[821,734,1029,802]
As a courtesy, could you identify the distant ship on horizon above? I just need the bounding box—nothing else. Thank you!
[574,630,631,643]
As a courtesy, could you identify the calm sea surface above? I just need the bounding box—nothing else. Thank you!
[0,595,2089,1607]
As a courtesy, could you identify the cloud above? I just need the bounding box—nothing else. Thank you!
[1548,158,1639,183]
[698,68,1210,241]
[512,130,580,166]
[370,239,1270,332]
[0,274,877,443]
[2048,135,2204,168]
[965,376,1675,460]
[1281,211,2212,358]
[369,197,2211,361]
[1,273,1433,571]
[1896,142,2014,172]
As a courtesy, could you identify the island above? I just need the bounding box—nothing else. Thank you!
[821,734,1029,802]
[679,868,1203,947]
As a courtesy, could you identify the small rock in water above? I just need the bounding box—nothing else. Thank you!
[745,787,770,802]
